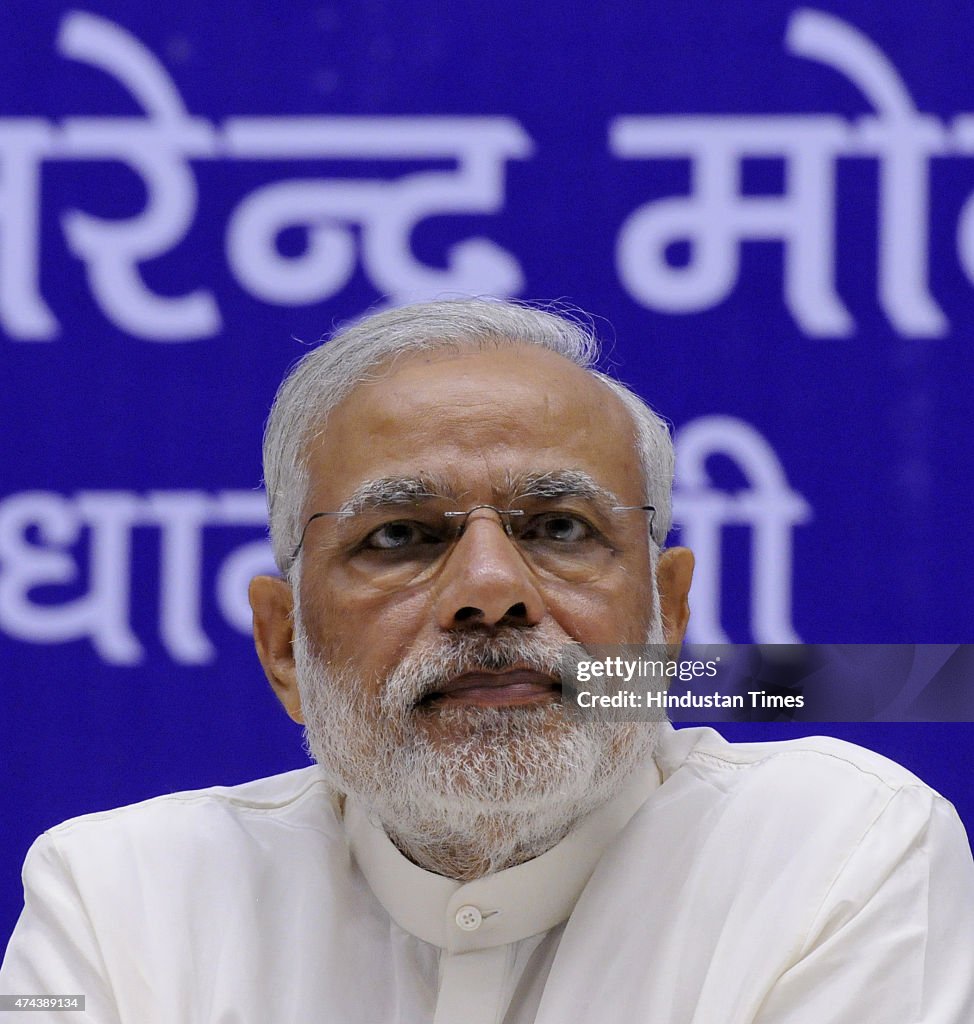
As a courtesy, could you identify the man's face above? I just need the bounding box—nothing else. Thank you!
[296,344,658,702]
[251,343,692,873]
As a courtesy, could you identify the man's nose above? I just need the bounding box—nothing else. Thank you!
[433,510,545,630]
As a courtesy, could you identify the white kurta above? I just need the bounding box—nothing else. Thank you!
[2,726,973,1023]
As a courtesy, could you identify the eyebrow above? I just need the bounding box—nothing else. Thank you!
[337,475,459,515]
[337,469,623,516]
[510,470,622,507]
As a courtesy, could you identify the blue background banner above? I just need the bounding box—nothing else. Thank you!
[2,2,973,943]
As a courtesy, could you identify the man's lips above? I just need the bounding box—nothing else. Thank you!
[422,669,562,708]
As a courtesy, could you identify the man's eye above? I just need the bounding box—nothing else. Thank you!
[522,512,592,544]
[363,521,441,550]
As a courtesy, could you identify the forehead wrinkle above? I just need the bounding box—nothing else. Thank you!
[337,473,461,514]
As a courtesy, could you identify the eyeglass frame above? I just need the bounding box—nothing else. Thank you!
[287,501,657,574]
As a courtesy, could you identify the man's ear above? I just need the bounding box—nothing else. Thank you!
[656,547,694,646]
[249,575,303,723]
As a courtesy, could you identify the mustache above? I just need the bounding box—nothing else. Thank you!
[380,629,584,711]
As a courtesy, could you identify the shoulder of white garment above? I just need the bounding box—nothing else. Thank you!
[15,764,345,914]
[655,724,943,793]
[23,765,346,892]
[46,764,338,833]
[0,766,352,1023]
[647,727,974,902]
[536,728,974,1024]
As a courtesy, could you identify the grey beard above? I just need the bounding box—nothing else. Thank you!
[294,622,667,880]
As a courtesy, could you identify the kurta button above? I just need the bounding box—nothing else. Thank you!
[455,905,483,931]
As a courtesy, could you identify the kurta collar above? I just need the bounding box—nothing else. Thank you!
[346,756,661,954]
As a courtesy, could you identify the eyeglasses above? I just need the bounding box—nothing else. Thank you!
[288,499,657,587]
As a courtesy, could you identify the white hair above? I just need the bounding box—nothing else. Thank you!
[262,298,675,575]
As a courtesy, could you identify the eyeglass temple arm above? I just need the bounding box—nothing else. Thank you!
[289,510,353,567]
[613,504,658,543]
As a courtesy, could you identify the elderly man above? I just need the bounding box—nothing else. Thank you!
[2,299,973,1023]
